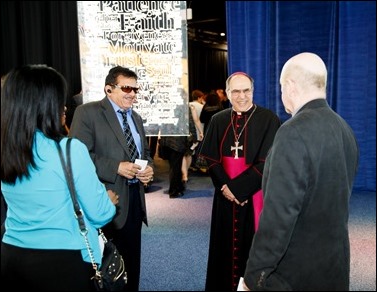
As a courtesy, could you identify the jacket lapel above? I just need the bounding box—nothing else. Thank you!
[101,98,133,158]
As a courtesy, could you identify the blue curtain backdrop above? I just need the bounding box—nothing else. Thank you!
[226,1,376,191]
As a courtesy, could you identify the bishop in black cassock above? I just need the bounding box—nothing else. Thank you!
[200,104,280,291]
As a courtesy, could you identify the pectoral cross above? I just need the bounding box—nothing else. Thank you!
[231,141,243,159]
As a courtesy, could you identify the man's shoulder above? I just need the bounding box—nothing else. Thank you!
[131,108,143,120]
[76,97,108,112]
[255,105,280,122]
[255,104,275,114]
[212,107,231,120]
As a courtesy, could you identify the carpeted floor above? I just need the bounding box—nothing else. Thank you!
[140,157,376,291]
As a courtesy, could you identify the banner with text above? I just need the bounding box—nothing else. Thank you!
[77,1,189,135]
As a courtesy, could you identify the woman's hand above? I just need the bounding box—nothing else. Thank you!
[107,189,119,205]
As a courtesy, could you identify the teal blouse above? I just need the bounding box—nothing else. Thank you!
[1,131,116,265]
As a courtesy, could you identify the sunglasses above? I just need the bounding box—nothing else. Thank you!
[113,84,139,94]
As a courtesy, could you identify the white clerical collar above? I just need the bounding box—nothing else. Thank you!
[233,104,254,115]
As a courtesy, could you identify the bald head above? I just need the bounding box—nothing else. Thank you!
[281,52,327,91]
[280,52,327,114]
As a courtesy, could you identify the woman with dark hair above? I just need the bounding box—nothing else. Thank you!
[198,91,223,173]
[200,91,223,135]
[1,65,117,290]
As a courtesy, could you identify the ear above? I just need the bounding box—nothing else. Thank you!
[286,79,297,97]
[105,85,112,94]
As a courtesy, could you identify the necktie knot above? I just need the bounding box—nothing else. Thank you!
[118,109,127,119]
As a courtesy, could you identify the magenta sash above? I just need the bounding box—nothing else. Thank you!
[222,156,263,231]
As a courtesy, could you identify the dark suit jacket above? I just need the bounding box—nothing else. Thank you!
[69,97,153,228]
[244,99,359,291]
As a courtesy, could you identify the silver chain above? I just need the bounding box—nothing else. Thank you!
[81,229,99,271]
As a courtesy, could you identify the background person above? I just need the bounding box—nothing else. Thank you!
[189,89,205,140]
[199,72,281,291]
[1,64,116,290]
[69,66,154,291]
[242,52,359,291]
[61,106,69,135]
[181,103,204,183]
[200,91,223,135]
[159,106,197,198]
[198,91,223,174]
[216,87,230,109]
[189,89,206,171]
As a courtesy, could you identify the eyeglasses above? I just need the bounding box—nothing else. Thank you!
[230,88,252,97]
[113,84,139,94]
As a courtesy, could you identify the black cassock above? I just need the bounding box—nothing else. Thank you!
[199,105,280,291]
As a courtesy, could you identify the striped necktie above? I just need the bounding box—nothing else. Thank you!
[118,109,138,162]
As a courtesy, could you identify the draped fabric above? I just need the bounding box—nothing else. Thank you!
[188,41,228,94]
[0,1,81,106]
[226,1,376,191]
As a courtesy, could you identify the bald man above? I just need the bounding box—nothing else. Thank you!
[242,52,359,291]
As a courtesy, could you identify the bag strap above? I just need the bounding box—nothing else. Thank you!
[57,138,86,231]
[56,138,101,277]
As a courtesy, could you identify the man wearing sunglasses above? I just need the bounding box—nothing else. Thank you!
[69,66,154,291]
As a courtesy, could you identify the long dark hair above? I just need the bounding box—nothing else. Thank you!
[1,64,67,184]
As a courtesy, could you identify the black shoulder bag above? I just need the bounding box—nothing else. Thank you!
[57,138,127,291]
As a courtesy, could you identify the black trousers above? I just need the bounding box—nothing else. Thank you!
[167,148,185,195]
[103,183,143,291]
[1,242,95,291]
